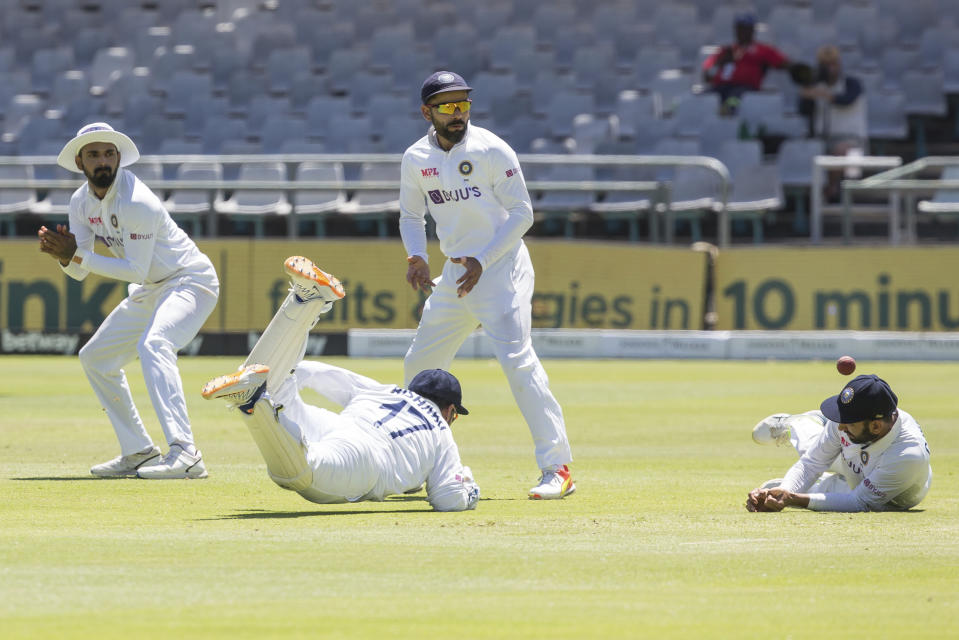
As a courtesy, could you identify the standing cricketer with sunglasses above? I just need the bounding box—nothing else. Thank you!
[398,71,575,500]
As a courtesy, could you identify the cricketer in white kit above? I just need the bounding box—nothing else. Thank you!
[202,257,480,512]
[38,123,219,479]
[399,71,574,500]
[747,374,932,512]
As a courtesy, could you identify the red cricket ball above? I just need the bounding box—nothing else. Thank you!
[836,356,856,376]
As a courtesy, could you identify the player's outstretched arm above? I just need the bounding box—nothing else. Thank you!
[746,487,810,512]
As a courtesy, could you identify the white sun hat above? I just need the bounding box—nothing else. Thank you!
[57,122,140,173]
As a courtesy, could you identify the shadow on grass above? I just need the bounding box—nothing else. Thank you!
[12,476,131,481]
[202,507,434,520]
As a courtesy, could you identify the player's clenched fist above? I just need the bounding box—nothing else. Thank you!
[746,487,792,512]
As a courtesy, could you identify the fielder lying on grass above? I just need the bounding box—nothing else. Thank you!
[202,256,480,512]
[747,374,932,513]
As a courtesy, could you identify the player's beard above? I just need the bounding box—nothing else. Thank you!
[84,165,116,190]
[845,427,880,445]
[434,118,468,145]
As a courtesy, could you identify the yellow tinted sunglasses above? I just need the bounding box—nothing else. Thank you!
[429,100,472,115]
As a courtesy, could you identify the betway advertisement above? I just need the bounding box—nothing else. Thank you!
[714,247,959,331]
[0,239,707,352]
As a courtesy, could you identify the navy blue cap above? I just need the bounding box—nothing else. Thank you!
[820,374,898,424]
[408,369,469,414]
[421,71,472,104]
[734,12,757,25]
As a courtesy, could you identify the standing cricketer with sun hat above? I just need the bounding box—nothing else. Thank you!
[38,122,219,479]
[398,71,575,499]
[747,374,932,512]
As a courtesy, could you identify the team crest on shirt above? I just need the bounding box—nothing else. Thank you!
[840,387,854,404]
[860,450,869,465]
[110,214,119,228]
[458,160,473,176]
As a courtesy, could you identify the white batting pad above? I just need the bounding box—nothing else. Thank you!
[241,398,313,492]
[244,291,327,391]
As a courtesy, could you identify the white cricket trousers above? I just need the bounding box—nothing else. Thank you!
[272,362,382,503]
[403,242,572,470]
[79,278,218,455]
[245,292,380,503]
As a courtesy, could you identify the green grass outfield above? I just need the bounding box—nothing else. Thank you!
[1,356,956,639]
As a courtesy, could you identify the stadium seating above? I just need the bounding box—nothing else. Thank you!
[534,163,594,237]
[0,164,37,235]
[292,161,347,237]
[337,162,401,237]
[777,138,826,234]
[166,160,224,235]
[917,165,959,236]
[0,0,955,243]
[214,161,292,237]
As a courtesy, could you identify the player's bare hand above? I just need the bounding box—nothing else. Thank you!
[761,488,790,511]
[746,488,766,512]
[39,224,77,264]
[406,255,433,292]
[451,256,482,297]
[747,487,790,512]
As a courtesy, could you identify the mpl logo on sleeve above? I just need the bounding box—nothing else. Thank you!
[421,168,440,177]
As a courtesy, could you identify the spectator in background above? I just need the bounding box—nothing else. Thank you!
[798,45,867,155]
[798,45,867,200]
[702,13,790,113]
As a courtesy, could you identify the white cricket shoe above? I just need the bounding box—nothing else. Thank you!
[201,364,270,412]
[284,256,345,305]
[529,465,576,500]
[90,446,161,477]
[752,413,792,446]
[137,444,208,479]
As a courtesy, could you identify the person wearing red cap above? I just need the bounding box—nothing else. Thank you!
[702,13,791,111]
[747,374,932,512]
[202,256,480,512]
[38,123,219,480]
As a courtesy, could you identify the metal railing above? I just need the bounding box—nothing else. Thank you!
[842,156,959,244]
[810,154,902,244]
[0,153,732,245]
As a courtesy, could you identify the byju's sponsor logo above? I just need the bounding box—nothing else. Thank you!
[427,186,481,205]
[129,232,153,240]
[505,167,521,178]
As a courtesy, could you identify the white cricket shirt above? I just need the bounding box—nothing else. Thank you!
[781,409,932,511]
[60,168,217,294]
[293,362,478,512]
[399,124,534,270]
